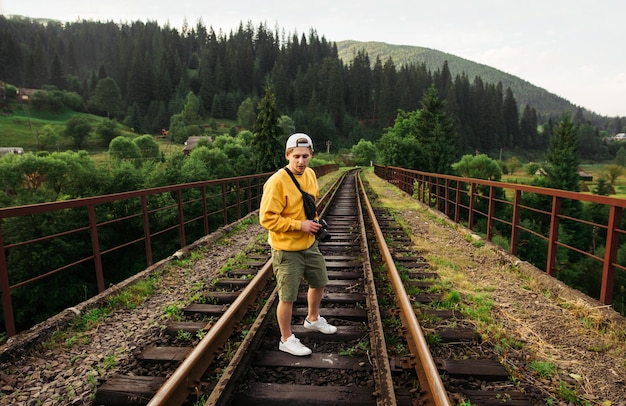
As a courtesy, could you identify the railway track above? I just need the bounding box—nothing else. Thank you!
[94,169,532,406]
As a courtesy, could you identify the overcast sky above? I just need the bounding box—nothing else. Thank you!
[2,0,625,118]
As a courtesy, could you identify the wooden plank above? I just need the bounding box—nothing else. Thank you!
[253,351,372,369]
[204,291,239,303]
[397,261,430,269]
[463,389,532,406]
[324,255,359,260]
[229,269,258,276]
[231,383,380,406]
[325,261,362,268]
[324,279,363,287]
[213,278,250,288]
[405,280,433,289]
[183,303,227,315]
[270,325,366,341]
[411,293,439,303]
[94,375,165,405]
[165,321,206,335]
[422,309,459,319]
[442,359,509,380]
[326,270,362,279]
[292,307,367,321]
[295,292,365,304]
[139,346,191,362]
[438,328,480,342]
[408,272,438,279]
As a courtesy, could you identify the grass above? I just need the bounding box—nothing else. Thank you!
[0,104,242,163]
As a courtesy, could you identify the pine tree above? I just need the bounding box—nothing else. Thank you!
[546,113,580,192]
[415,85,458,174]
[252,85,284,173]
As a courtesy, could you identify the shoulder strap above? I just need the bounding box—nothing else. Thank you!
[283,167,304,194]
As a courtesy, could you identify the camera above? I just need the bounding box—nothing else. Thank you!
[313,218,331,242]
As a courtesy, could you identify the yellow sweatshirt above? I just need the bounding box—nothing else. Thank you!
[259,167,319,251]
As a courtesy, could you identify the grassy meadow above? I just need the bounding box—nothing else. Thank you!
[0,103,239,163]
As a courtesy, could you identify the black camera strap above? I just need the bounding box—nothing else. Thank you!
[283,167,316,220]
[283,167,305,194]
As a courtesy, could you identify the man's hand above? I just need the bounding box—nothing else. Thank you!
[301,219,321,235]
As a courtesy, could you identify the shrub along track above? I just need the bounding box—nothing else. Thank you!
[1,168,625,405]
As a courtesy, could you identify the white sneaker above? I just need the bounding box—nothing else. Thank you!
[279,334,312,356]
[303,316,337,334]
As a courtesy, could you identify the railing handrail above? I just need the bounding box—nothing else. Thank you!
[0,164,339,337]
[374,164,625,313]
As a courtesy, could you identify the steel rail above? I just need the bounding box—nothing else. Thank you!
[353,170,398,406]
[358,173,451,406]
[146,259,275,405]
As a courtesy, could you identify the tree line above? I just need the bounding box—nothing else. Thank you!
[5,15,622,157]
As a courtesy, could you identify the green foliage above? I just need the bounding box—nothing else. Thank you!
[96,119,121,148]
[605,164,624,185]
[108,136,141,162]
[252,84,283,172]
[376,109,424,168]
[37,124,61,151]
[415,85,458,174]
[452,154,502,180]
[168,113,188,144]
[237,97,257,129]
[528,360,557,378]
[64,116,92,149]
[91,77,123,118]
[545,113,580,192]
[133,134,160,161]
[182,91,200,124]
[615,147,626,166]
[505,156,522,174]
[350,139,376,166]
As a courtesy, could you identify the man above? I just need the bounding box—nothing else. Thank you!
[259,133,337,356]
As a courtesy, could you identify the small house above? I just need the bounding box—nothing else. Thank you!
[0,147,24,156]
[183,136,213,155]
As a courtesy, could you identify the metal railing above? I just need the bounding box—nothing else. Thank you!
[0,165,338,337]
[374,165,626,311]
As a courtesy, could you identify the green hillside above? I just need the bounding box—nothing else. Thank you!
[336,40,579,117]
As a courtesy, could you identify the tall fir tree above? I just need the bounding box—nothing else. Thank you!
[546,113,580,192]
[252,85,284,173]
[415,85,458,174]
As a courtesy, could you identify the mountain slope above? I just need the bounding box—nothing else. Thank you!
[336,40,578,117]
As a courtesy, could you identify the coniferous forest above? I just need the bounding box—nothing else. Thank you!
[2,15,622,157]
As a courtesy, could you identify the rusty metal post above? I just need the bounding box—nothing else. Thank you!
[141,196,153,266]
[176,190,186,248]
[454,180,461,223]
[600,205,621,304]
[0,223,16,337]
[468,183,476,231]
[201,186,209,235]
[546,196,561,277]
[87,205,105,293]
[221,183,228,226]
[510,190,521,256]
[487,185,496,241]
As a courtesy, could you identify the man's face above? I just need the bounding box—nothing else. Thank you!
[286,147,312,175]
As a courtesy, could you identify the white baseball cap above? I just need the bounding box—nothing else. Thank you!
[286,133,314,151]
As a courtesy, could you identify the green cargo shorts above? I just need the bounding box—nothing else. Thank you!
[271,241,328,302]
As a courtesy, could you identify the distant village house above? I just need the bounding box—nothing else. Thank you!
[0,147,24,156]
[183,136,213,155]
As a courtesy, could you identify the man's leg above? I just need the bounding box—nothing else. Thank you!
[277,300,294,341]
[306,286,325,322]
